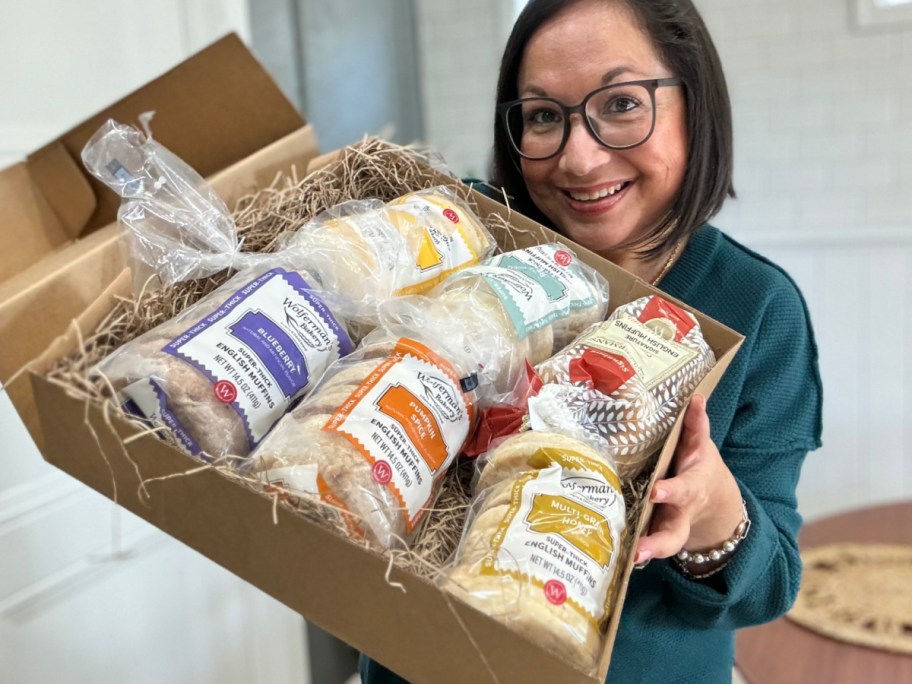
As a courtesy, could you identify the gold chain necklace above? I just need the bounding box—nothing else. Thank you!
[651,240,683,286]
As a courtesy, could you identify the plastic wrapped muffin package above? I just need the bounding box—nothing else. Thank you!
[82,116,360,461]
[535,295,716,480]
[94,255,357,461]
[441,427,626,671]
[247,324,479,549]
[386,186,497,294]
[280,186,496,328]
[380,243,609,406]
[81,113,242,292]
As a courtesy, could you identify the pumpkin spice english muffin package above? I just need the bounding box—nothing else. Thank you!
[247,324,480,549]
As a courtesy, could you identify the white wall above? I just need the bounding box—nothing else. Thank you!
[696,0,912,520]
[413,0,515,178]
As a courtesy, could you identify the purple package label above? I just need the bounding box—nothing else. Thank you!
[162,268,352,448]
[120,377,205,460]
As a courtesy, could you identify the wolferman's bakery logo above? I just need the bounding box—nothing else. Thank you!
[283,298,333,352]
[416,370,464,423]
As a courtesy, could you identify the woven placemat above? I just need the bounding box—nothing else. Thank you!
[786,543,912,655]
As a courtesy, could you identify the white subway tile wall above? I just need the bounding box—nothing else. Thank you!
[700,0,912,237]
[698,1,912,521]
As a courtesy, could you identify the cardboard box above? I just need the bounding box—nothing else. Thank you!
[29,143,743,683]
[0,34,317,448]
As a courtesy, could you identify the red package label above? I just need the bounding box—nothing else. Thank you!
[568,348,636,396]
[637,296,695,342]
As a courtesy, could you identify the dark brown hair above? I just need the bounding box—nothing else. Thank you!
[490,0,735,258]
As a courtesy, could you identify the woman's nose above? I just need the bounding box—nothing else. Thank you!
[558,115,611,176]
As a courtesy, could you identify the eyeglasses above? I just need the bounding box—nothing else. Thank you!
[498,77,684,161]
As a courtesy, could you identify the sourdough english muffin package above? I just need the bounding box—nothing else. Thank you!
[442,428,626,670]
[248,327,478,549]
[281,186,496,327]
[380,243,609,406]
[535,295,716,480]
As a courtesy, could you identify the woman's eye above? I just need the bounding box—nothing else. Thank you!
[527,108,562,126]
[607,96,640,114]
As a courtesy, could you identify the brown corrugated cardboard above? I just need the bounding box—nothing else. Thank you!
[28,141,743,684]
[0,34,314,448]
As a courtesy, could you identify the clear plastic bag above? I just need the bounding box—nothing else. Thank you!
[479,243,610,352]
[95,257,356,461]
[281,186,497,326]
[248,329,478,549]
[442,428,626,671]
[535,295,716,480]
[379,243,609,406]
[82,113,241,289]
[386,186,497,294]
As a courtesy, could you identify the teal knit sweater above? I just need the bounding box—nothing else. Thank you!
[361,224,823,683]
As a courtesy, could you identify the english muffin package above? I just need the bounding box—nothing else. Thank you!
[82,116,359,460]
[380,243,609,406]
[248,328,479,549]
[95,259,356,460]
[535,295,716,479]
[282,186,496,326]
[81,114,242,291]
[442,428,626,670]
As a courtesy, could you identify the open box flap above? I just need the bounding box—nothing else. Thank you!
[0,33,305,289]
[25,33,305,241]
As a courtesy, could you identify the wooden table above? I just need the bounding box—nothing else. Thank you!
[735,501,912,684]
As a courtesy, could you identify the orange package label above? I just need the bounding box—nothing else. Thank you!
[324,338,474,531]
[260,465,365,540]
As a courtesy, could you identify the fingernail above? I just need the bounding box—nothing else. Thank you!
[635,549,653,564]
[652,488,667,502]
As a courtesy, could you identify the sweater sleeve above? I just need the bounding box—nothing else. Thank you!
[657,277,823,630]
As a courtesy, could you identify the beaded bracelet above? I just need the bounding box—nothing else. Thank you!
[673,499,751,580]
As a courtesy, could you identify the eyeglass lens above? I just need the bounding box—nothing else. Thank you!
[505,83,656,159]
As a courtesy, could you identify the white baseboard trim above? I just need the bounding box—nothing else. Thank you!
[0,525,166,619]
[0,473,85,532]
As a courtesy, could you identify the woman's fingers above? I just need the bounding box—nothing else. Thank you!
[634,395,717,563]
[635,506,690,562]
[676,394,711,463]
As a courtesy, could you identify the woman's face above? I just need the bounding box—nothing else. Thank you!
[517,0,688,261]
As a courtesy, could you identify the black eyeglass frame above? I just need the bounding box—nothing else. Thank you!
[498,77,685,161]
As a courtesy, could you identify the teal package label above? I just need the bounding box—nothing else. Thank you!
[475,244,597,339]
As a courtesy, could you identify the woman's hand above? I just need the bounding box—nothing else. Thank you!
[633,394,743,565]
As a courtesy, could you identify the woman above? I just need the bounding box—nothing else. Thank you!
[362,0,822,681]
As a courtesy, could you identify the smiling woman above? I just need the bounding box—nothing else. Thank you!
[361,1,822,683]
